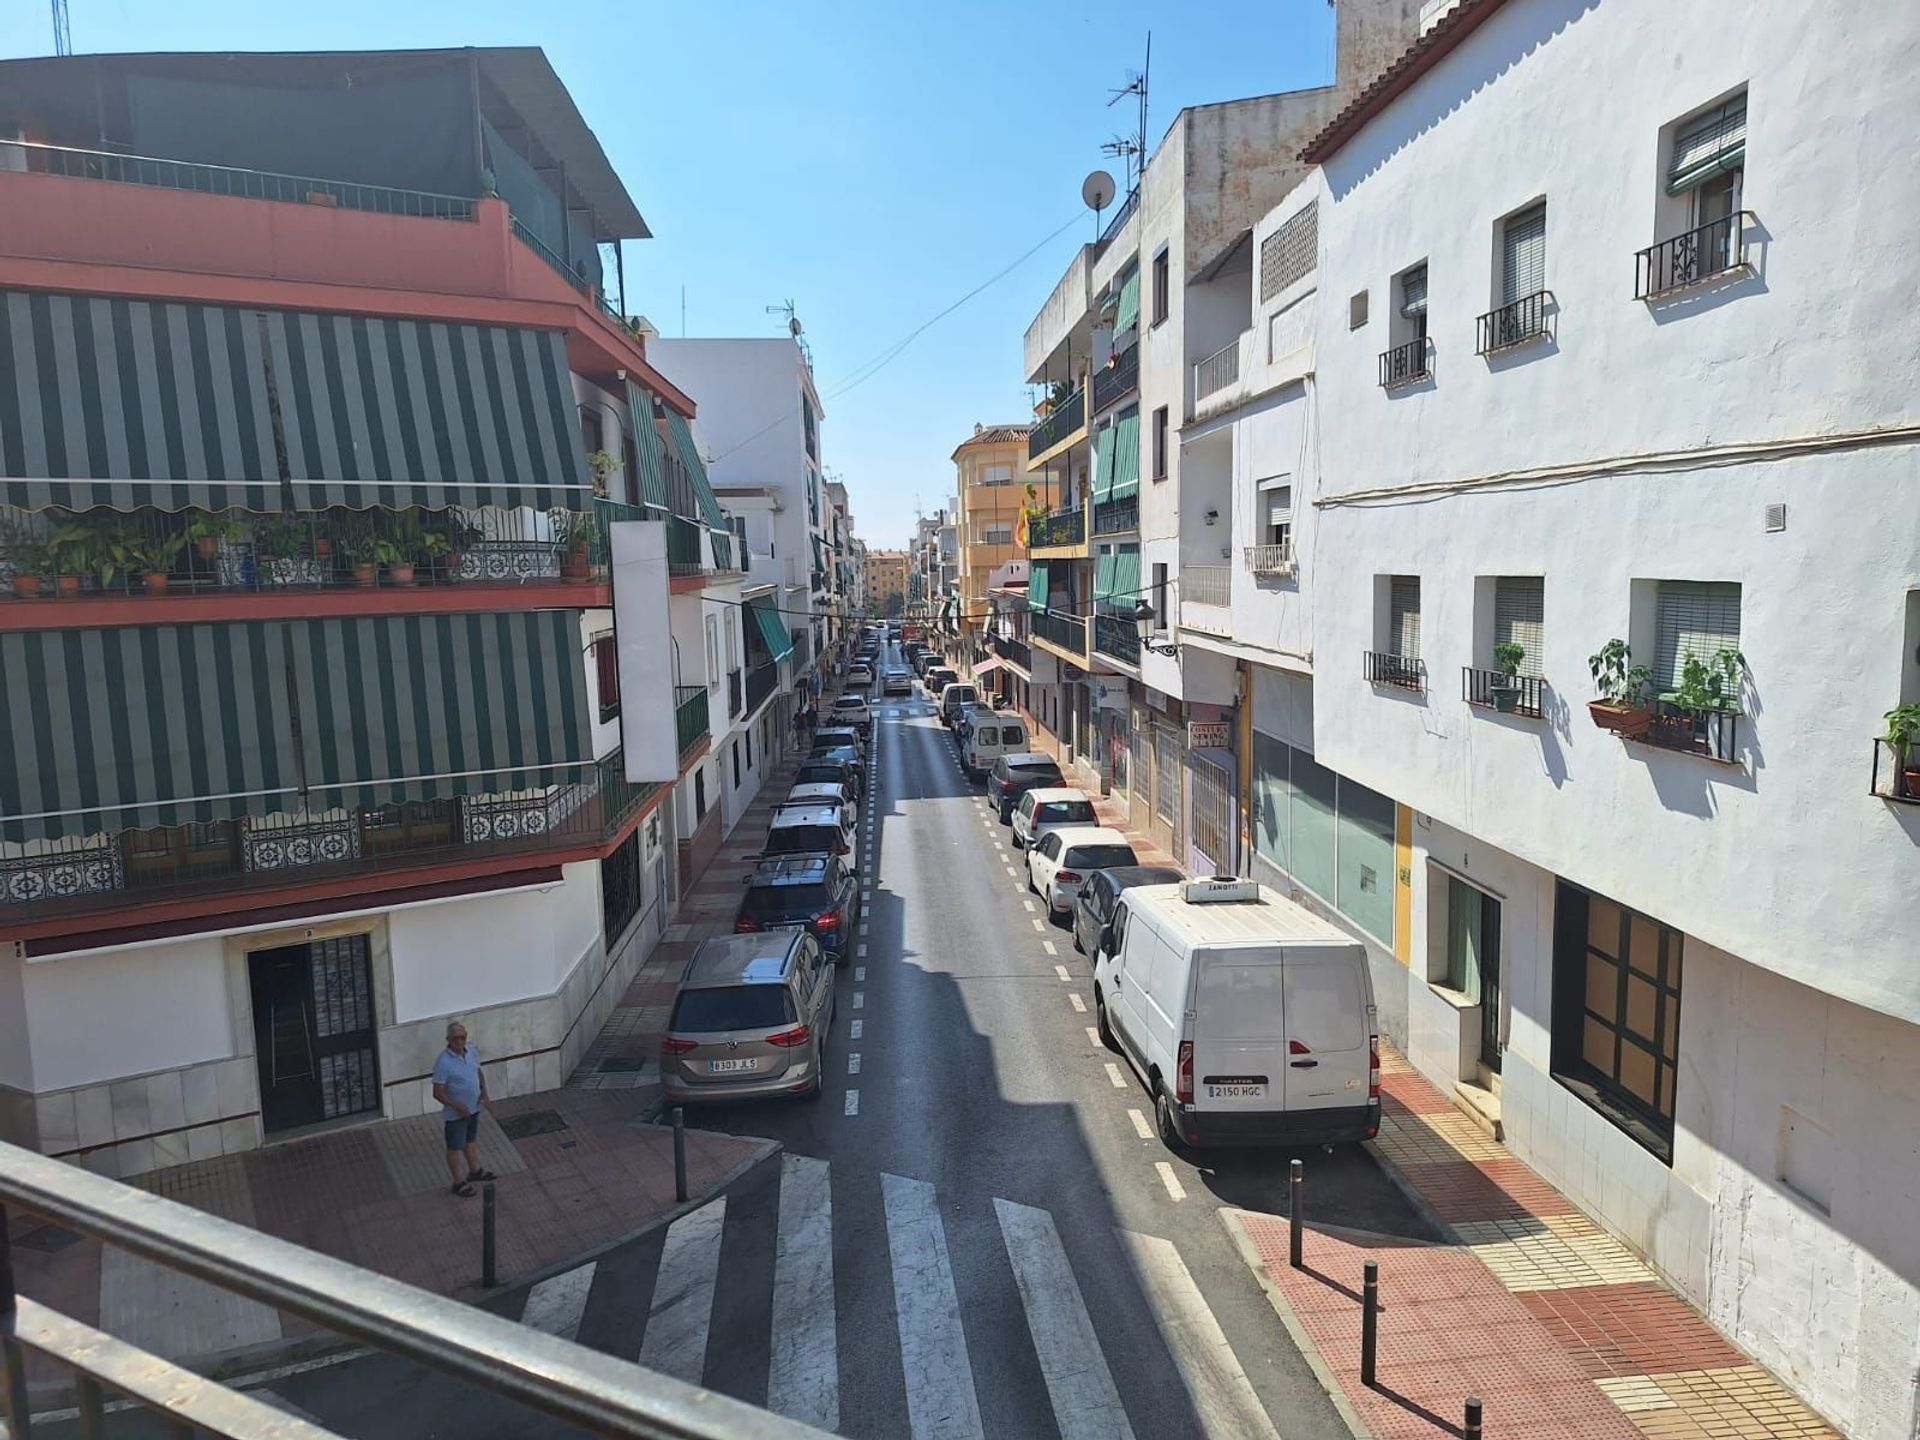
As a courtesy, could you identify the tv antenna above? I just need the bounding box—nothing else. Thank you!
[767,299,813,368]
[1104,33,1150,192]
[51,0,72,54]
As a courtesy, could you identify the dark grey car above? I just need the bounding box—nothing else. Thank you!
[1070,864,1185,958]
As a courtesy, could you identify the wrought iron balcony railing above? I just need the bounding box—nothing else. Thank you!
[1244,541,1296,577]
[1871,738,1920,805]
[1635,210,1753,300]
[992,634,1032,670]
[1029,388,1087,458]
[1091,344,1139,415]
[1092,496,1139,536]
[1028,505,1087,550]
[728,668,745,719]
[1365,650,1427,692]
[744,660,781,715]
[1097,187,1139,250]
[676,686,712,759]
[1379,336,1431,388]
[1194,337,1243,401]
[1093,612,1141,666]
[667,515,709,578]
[1475,291,1552,355]
[1462,665,1546,719]
[1030,608,1089,658]
[1632,701,1740,763]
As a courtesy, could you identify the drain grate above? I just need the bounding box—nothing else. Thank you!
[497,1109,570,1139]
[596,1057,649,1074]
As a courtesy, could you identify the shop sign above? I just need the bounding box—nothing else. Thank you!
[1188,721,1231,749]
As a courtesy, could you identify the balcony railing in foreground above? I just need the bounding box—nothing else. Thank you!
[0,751,660,924]
[1028,389,1087,458]
[1028,505,1087,550]
[1476,291,1552,355]
[1094,612,1141,665]
[1030,608,1088,658]
[1636,210,1752,300]
[1379,336,1431,388]
[1463,665,1546,720]
[0,1141,832,1440]
[1365,650,1427,692]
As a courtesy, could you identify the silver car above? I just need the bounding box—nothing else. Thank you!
[661,931,835,1103]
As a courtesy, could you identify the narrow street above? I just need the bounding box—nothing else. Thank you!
[177,640,1436,1440]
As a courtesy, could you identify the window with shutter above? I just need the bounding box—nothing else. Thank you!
[1265,485,1294,548]
[1654,582,1741,691]
[1389,576,1422,660]
[1668,94,1746,195]
[1400,265,1428,317]
[1493,577,1545,678]
[1502,204,1547,304]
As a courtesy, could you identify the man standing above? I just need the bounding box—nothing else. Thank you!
[431,1020,494,1198]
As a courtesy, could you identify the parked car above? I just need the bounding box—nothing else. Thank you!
[793,755,863,804]
[1026,826,1137,920]
[847,663,875,688]
[962,711,1028,777]
[784,781,857,833]
[924,666,958,695]
[912,652,937,678]
[1095,877,1381,1149]
[938,683,979,727]
[810,725,866,762]
[989,754,1066,822]
[1011,787,1097,849]
[765,801,857,863]
[1071,864,1185,958]
[734,852,861,961]
[829,693,874,737]
[883,668,913,695]
[661,930,836,1104]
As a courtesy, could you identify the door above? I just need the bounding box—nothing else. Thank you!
[248,936,381,1134]
[1448,878,1505,1074]
[1191,953,1286,1119]
[1280,951,1369,1112]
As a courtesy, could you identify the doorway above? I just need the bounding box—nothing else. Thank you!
[1445,877,1503,1073]
[248,936,381,1134]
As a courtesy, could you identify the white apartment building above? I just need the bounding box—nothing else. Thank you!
[1204,1,1920,1432]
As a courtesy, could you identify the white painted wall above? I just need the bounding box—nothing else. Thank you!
[387,876,589,1023]
[0,946,36,1089]
[22,937,233,1091]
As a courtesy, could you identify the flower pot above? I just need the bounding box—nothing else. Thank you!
[195,536,220,561]
[353,562,378,588]
[387,561,416,587]
[561,542,591,580]
[1904,766,1920,800]
[56,573,83,598]
[11,574,42,599]
[314,537,334,560]
[1588,700,1652,738]
[444,551,464,583]
[1491,684,1522,714]
[143,571,170,595]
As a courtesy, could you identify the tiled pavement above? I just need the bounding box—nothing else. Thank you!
[1230,1048,1843,1439]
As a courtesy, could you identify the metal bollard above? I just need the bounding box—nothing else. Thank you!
[1360,1259,1379,1387]
[1464,1396,1483,1439]
[1288,1158,1304,1269]
[481,1181,498,1288]
[673,1106,689,1203]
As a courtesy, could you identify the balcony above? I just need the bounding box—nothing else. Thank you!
[1871,738,1920,805]
[1179,566,1233,637]
[1630,701,1740,764]
[745,659,781,715]
[1379,336,1431,388]
[1028,504,1088,553]
[727,668,745,719]
[1365,650,1427,693]
[1194,336,1243,402]
[1092,496,1139,536]
[1245,542,1297,578]
[1463,666,1545,720]
[675,686,711,759]
[1029,387,1088,462]
[1635,210,1753,300]
[790,626,813,672]
[992,633,1033,671]
[1098,187,1140,253]
[1093,612,1141,666]
[667,516,708,579]
[0,750,660,926]
[1475,291,1552,355]
[1031,608,1089,659]
[1092,344,1139,415]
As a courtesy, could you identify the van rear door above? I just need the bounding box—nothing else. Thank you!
[1281,947,1370,1111]
[1189,948,1287,1116]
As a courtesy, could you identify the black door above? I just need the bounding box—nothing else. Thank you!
[1478,895,1503,1074]
[249,936,381,1133]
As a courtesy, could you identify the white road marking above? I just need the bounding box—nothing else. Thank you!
[1054,964,1071,982]
[1006,867,1020,878]
[860,923,869,937]
[855,965,866,980]
[994,1199,1138,1440]
[1023,899,1037,913]
[519,1261,596,1340]
[1116,1230,1283,1440]
[853,992,864,1009]
[767,1156,838,1431]
[857,944,868,958]
[848,1053,862,1075]
[1068,993,1087,1014]
[1031,918,1046,932]
[882,1174,986,1440]
[1128,1109,1154,1140]
[637,1199,727,1383]
[1043,940,1059,956]
[1155,1163,1188,1202]
[1086,1026,1102,1046]
[845,1089,860,1115]
[1104,1062,1128,1089]
[850,1019,864,1040]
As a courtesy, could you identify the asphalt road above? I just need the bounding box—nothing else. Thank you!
[55,639,1435,1439]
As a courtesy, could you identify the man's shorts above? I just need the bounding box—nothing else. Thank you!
[443,1112,480,1151]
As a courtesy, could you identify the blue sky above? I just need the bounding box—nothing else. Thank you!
[2,1,1340,546]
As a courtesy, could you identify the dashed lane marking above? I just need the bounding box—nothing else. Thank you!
[1023,900,1037,913]
[1104,1062,1128,1089]
[1085,1026,1101,1047]
[1031,918,1046,932]
[1128,1110,1154,1140]
[1155,1163,1187,1202]
[844,1090,860,1116]
[848,1053,862,1075]
[853,993,864,1009]
[855,966,866,980]
[850,1019,864,1040]
[1068,993,1087,1014]
[1054,964,1071,981]
[1043,940,1059,956]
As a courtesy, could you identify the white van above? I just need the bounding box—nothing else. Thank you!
[963,712,1029,776]
[1093,877,1379,1150]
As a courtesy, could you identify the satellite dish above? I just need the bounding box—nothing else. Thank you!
[789,316,803,337]
[1081,170,1117,213]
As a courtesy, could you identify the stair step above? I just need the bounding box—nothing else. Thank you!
[1452,1079,1505,1142]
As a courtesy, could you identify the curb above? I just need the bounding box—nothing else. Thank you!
[1361,1130,1463,1246]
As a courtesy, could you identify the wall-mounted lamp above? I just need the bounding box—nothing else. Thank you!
[1132,599,1179,657]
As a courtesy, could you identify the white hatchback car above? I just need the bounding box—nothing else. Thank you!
[1010,787,1097,850]
[1026,826,1139,919]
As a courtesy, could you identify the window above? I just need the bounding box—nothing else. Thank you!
[1152,406,1169,480]
[1151,249,1170,325]
[1191,753,1232,871]
[694,767,708,819]
[1669,92,1746,211]
[601,828,643,946]
[1154,727,1181,826]
[1398,264,1428,347]
[1248,734,1398,945]
[1493,577,1545,679]
[982,524,1014,545]
[579,405,604,460]
[594,634,621,722]
[1552,881,1682,1160]
[979,462,1015,487]
[1152,563,1169,630]
[705,615,720,687]
[732,739,742,788]
[1349,290,1369,329]
[1260,202,1317,300]
[725,612,738,677]
[619,431,639,506]
[1389,576,1421,660]
[1501,204,1547,306]
[746,728,754,768]
[1653,581,1741,691]
[1445,877,1500,1000]
[1260,480,1293,550]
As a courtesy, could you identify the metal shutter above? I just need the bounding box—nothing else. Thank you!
[1669,96,1747,194]
[1155,728,1181,825]
[1502,205,1547,304]
[1654,581,1741,690]
[1389,576,1422,660]
[1400,265,1428,318]
[1265,486,1293,527]
[1493,577,1545,678]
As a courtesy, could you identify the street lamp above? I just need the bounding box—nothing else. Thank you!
[1133,597,1178,657]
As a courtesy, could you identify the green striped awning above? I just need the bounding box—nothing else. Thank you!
[1029,563,1051,612]
[1093,549,1117,603]
[747,595,795,663]
[660,410,731,533]
[287,611,593,810]
[1113,267,1141,335]
[0,289,283,513]
[274,315,587,512]
[1,622,301,841]
[1109,407,1141,500]
[1112,545,1141,607]
[1090,423,1118,502]
[625,383,670,511]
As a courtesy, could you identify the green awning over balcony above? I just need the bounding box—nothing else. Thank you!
[1093,549,1117,602]
[624,382,671,511]
[1,621,302,841]
[747,595,795,663]
[1109,407,1141,500]
[1090,424,1119,502]
[660,410,731,533]
[1029,563,1051,612]
[1113,267,1141,336]
[1112,545,1141,607]
[287,611,593,811]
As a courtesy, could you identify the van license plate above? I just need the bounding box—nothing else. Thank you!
[1207,1082,1267,1100]
[708,1058,761,1074]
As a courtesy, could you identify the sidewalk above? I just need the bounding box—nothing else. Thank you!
[1228,1046,1843,1439]
[1016,714,1183,872]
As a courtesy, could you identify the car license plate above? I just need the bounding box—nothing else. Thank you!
[1206,1082,1267,1100]
[708,1058,761,1074]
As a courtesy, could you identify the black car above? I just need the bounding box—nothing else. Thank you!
[793,755,863,804]
[989,754,1067,822]
[734,852,861,962]
[1070,865,1185,958]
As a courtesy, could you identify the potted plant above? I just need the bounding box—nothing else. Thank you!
[1662,648,1744,756]
[252,515,298,584]
[44,514,97,597]
[584,449,619,499]
[1883,703,1920,799]
[385,511,426,586]
[91,516,145,594]
[183,509,242,562]
[131,532,186,595]
[1,520,46,598]
[560,511,599,579]
[341,524,385,588]
[1587,638,1653,737]
[1490,642,1526,713]
[440,513,480,582]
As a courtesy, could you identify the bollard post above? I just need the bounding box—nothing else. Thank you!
[1464,1395,1483,1439]
[673,1106,689,1203]
[1360,1259,1379,1387]
[481,1181,497,1288]
[1288,1158,1304,1269]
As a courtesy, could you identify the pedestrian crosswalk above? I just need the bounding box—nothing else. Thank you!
[509,1158,1282,1440]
